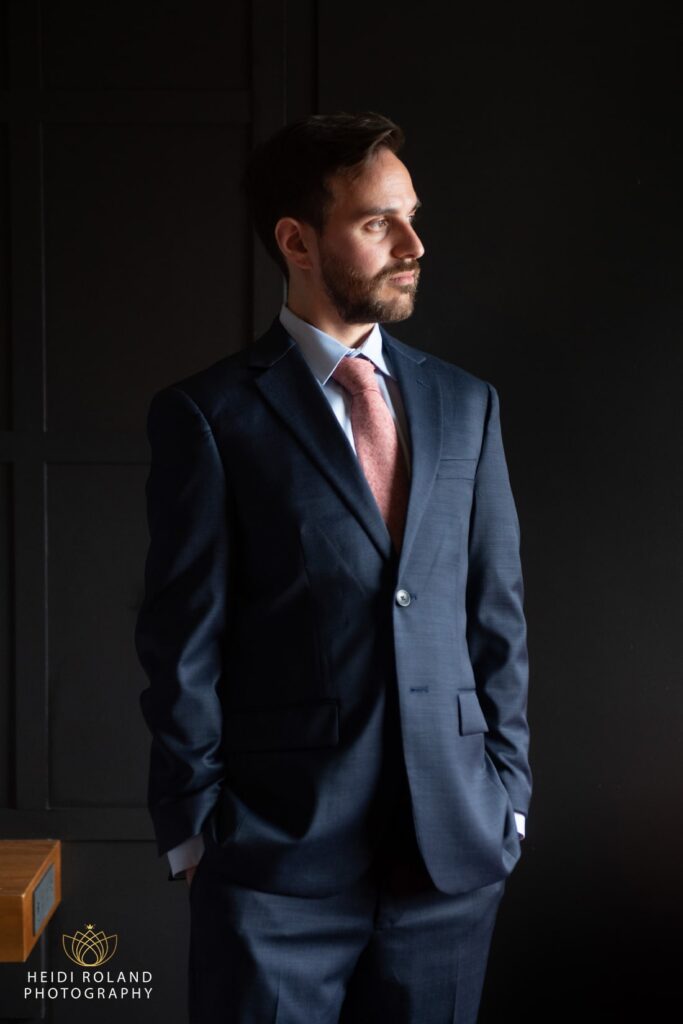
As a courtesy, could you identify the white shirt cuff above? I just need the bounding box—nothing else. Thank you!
[167,834,205,877]
[514,812,526,839]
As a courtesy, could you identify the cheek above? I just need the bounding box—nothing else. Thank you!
[323,229,386,280]
[348,242,386,279]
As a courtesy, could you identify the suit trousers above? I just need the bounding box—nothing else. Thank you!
[188,777,504,1024]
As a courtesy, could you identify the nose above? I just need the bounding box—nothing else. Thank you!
[392,219,425,261]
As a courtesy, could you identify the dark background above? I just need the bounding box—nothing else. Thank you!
[0,1,681,1021]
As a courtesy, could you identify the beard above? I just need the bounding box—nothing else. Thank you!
[318,248,421,324]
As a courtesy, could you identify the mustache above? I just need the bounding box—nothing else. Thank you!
[376,261,421,282]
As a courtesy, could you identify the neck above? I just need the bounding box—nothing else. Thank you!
[285,290,374,349]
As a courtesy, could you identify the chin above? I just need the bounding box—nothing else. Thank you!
[379,309,414,324]
[377,294,416,322]
[378,305,415,324]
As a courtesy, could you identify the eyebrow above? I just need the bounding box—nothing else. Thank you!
[356,199,422,218]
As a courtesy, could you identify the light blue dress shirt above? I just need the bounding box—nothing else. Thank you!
[278,304,412,471]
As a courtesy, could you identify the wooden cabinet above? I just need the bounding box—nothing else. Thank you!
[0,841,61,962]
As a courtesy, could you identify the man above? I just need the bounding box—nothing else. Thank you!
[136,111,531,1024]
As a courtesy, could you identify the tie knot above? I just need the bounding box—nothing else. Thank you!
[331,356,379,396]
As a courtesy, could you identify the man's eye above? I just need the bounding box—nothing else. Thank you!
[367,219,388,230]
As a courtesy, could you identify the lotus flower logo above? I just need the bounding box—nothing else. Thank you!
[62,923,118,966]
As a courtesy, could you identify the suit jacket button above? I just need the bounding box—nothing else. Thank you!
[395,588,412,607]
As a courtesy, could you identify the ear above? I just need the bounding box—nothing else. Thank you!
[274,217,315,272]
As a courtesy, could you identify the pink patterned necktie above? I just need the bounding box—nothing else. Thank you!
[332,356,409,550]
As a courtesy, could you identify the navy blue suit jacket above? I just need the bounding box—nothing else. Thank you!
[136,319,531,897]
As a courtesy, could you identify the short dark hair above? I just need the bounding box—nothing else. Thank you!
[244,111,405,274]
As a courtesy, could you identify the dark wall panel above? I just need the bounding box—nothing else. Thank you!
[0,2,6,89]
[0,465,12,808]
[47,464,149,807]
[44,123,249,433]
[0,125,9,429]
[42,0,249,90]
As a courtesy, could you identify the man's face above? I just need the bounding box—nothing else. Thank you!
[315,147,424,324]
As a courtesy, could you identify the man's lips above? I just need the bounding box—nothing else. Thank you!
[387,272,416,284]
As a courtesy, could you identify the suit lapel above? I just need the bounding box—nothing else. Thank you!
[250,320,393,559]
[380,328,443,569]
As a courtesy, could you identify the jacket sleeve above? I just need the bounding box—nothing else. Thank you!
[136,386,232,856]
[466,383,532,816]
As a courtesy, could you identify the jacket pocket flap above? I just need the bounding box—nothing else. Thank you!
[437,457,477,479]
[224,699,339,752]
[458,690,489,735]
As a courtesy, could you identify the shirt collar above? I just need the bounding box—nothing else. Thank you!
[279,304,394,386]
